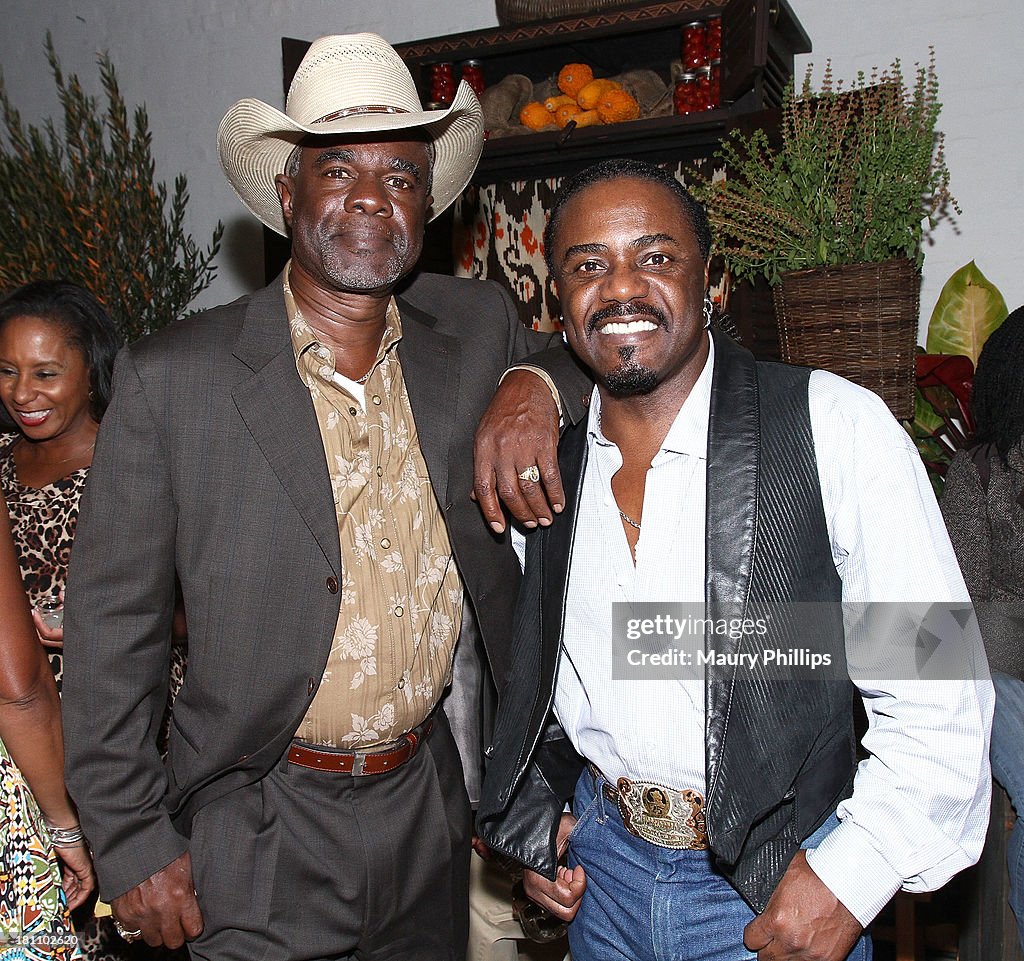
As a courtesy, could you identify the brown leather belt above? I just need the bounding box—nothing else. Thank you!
[588,762,708,850]
[288,720,433,776]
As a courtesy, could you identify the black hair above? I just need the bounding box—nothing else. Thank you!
[0,280,122,421]
[971,304,1024,462]
[543,158,713,274]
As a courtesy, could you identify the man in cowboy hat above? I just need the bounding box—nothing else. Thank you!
[62,33,589,960]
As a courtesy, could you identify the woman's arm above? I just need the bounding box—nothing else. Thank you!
[0,500,94,906]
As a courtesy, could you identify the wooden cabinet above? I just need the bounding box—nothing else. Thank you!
[391,0,809,185]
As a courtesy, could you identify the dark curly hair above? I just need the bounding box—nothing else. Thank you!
[971,304,1024,463]
[0,280,121,422]
[543,158,712,275]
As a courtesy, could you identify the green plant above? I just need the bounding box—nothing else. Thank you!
[697,53,957,286]
[925,260,1008,365]
[905,261,1008,493]
[0,34,223,342]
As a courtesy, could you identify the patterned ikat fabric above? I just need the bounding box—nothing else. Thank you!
[451,162,728,333]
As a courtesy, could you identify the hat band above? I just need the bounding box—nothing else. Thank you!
[313,105,409,124]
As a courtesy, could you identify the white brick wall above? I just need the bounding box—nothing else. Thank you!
[4,0,1022,335]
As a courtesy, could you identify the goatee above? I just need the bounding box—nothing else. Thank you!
[605,346,658,396]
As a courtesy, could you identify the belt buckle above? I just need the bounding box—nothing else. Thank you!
[615,777,707,850]
[351,718,429,776]
[349,737,404,777]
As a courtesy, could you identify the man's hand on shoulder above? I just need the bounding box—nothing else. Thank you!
[112,850,204,949]
[474,369,564,533]
[743,850,861,961]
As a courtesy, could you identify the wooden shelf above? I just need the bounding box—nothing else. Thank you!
[389,0,809,185]
[475,109,733,183]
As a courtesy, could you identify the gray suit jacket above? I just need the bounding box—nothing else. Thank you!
[62,271,589,899]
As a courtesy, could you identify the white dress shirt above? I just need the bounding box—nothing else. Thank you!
[552,334,993,925]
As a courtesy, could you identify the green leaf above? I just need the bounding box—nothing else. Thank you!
[910,386,943,434]
[926,260,1008,363]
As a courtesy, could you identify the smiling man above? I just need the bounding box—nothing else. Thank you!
[60,33,589,961]
[477,159,993,961]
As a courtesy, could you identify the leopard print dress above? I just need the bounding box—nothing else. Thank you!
[0,435,86,691]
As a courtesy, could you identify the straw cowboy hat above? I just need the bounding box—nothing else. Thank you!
[218,33,484,235]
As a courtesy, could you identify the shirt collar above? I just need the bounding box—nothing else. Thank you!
[282,260,403,376]
[586,332,714,462]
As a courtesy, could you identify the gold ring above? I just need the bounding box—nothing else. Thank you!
[113,919,143,942]
[517,465,540,483]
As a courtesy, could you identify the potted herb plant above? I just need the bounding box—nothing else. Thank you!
[697,53,957,420]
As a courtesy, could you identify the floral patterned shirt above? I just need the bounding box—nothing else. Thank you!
[284,269,463,748]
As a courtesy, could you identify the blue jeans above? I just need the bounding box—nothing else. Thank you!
[991,671,1024,953]
[566,769,872,961]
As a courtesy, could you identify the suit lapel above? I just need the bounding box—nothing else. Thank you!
[230,281,342,576]
[705,329,759,616]
[396,296,459,504]
[704,328,760,804]
[542,420,589,664]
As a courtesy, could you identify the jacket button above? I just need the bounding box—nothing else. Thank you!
[238,754,249,762]
[326,576,339,593]
[307,677,316,695]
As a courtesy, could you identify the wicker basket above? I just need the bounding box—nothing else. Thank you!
[496,0,645,25]
[772,258,920,421]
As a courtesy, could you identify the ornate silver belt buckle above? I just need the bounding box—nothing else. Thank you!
[615,777,708,850]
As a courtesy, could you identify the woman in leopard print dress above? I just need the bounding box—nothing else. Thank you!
[0,282,120,960]
[0,282,186,961]
[0,283,119,688]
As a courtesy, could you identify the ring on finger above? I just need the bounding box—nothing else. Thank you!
[517,465,541,484]
[113,919,143,942]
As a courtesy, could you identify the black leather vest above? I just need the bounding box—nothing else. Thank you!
[701,332,855,909]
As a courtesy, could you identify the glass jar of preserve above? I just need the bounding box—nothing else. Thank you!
[681,21,707,70]
[708,59,721,109]
[461,60,485,96]
[705,16,722,61]
[429,62,455,106]
[695,65,713,110]
[673,72,699,115]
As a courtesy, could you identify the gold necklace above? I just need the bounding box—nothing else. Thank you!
[50,441,96,466]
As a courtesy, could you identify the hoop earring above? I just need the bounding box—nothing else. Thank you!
[702,294,714,330]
